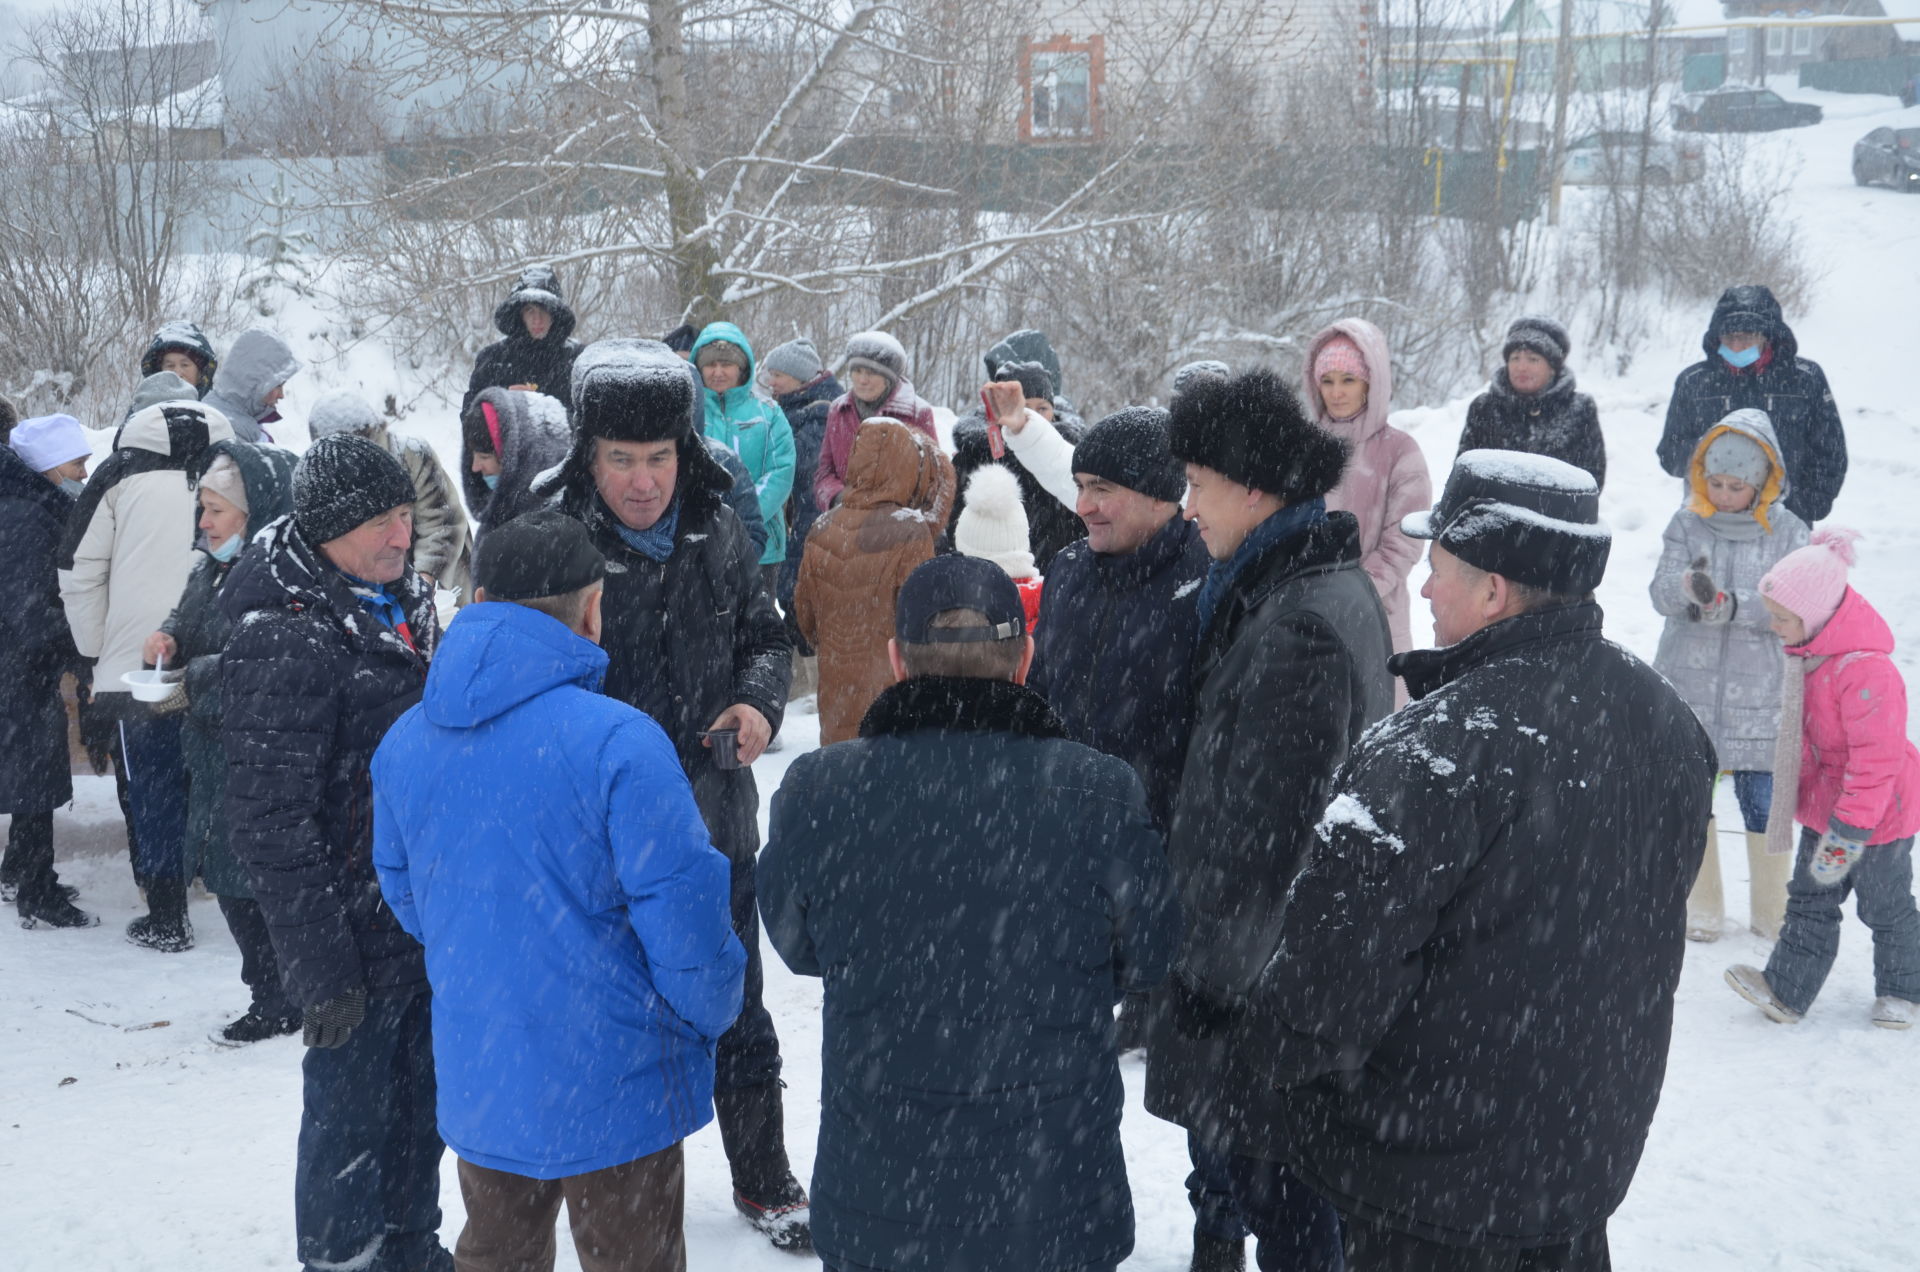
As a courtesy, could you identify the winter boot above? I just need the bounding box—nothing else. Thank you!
[1747,831,1790,941]
[125,875,194,953]
[1871,997,1918,1030]
[717,1081,812,1253]
[1685,818,1723,942]
[18,889,99,930]
[212,1008,304,1047]
[1725,964,1801,1024]
[1191,1230,1248,1272]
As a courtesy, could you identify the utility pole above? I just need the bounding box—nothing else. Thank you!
[1549,0,1575,225]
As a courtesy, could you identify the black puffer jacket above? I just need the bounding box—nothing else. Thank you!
[1144,512,1394,1156]
[1458,368,1606,489]
[775,372,842,616]
[1264,602,1716,1249]
[220,517,439,1008]
[553,448,789,862]
[462,266,585,412]
[162,441,296,897]
[1658,284,1846,522]
[0,445,77,815]
[1030,515,1210,832]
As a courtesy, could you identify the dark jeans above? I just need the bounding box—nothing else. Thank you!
[1225,1154,1344,1272]
[1729,770,1772,833]
[297,989,445,1272]
[1344,1214,1609,1272]
[4,811,58,909]
[217,894,294,1019]
[119,716,188,885]
[454,1143,686,1272]
[716,852,780,1093]
[1188,1132,1252,1241]
[1765,830,1920,1015]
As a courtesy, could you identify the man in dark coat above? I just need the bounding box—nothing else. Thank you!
[760,553,1181,1272]
[1265,450,1717,1270]
[1456,315,1606,488]
[542,338,807,1251]
[461,265,585,413]
[222,434,449,1272]
[951,328,1089,570]
[0,437,94,928]
[1658,284,1846,523]
[1145,368,1395,1272]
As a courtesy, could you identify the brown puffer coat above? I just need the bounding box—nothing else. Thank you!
[795,419,955,744]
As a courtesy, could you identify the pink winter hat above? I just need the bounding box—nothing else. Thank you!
[1760,527,1859,634]
[1313,334,1368,382]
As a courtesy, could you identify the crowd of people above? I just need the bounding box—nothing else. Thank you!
[1,269,1916,1272]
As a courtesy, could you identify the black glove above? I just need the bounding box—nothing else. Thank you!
[1170,972,1245,1041]
[73,667,116,777]
[303,987,367,1049]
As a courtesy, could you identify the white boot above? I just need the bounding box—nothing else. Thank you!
[1687,819,1723,942]
[1871,997,1918,1030]
[1747,831,1790,941]
[1725,964,1801,1024]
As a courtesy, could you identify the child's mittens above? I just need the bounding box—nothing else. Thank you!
[1808,828,1870,887]
[1683,556,1733,623]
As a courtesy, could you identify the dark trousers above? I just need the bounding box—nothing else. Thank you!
[4,811,58,909]
[716,852,781,1094]
[1730,770,1773,833]
[297,989,445,1272]
[1188,1132,1252,1241]
[1225,1155,1344,1272]
[1765,830,1920,1015]
[454,1144,686,1272]
[1344,1214,1610,1272]
[119,716,188,885]
[216,893,294,1019]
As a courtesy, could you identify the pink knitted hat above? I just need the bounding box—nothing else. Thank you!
[1760,527,1859,634]
[1313,334,1368,383]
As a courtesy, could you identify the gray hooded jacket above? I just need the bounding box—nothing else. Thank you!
[202,328,300,444]
[1650,409,1810,772]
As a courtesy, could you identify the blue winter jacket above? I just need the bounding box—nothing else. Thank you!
[372,601,746,1179]
[694,322,796,567]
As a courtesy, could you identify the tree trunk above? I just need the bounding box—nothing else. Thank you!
[646,0,724,322]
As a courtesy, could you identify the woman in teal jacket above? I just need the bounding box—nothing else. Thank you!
[694,323,797,575]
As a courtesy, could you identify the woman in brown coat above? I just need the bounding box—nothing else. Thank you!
[795,419,955,744]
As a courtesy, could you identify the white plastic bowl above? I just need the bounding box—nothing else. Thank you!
[121,669,182,703]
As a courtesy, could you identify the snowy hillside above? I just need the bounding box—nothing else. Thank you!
[5,89,1920,1271]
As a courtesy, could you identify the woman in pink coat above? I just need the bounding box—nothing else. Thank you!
[1304,318,1432,669]
[1726,528,1920,1030]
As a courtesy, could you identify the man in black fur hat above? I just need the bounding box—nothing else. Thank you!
[540,338,811,1252]
[1143,367,1395,1272]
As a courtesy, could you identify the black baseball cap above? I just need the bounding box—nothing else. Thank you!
[894,554,1027,644]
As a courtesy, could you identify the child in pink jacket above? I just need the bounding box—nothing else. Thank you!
[1725,528,1920,1030]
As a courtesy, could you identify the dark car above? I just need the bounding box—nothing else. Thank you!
[1672,86,1823,133]
[1853,126,1920,191]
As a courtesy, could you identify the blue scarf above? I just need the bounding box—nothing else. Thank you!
[609,495,680,562]
[1195,498,1327,635]
[336,568,408,634]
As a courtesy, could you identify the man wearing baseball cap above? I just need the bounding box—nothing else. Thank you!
[1258,449,1717,1269]
[373,510,746,1272]
[759,553,1180,1272]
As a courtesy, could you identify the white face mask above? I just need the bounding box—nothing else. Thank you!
[208,534,243,563]
[60,478,85,496]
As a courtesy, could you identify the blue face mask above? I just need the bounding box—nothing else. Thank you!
[209,534,243,563]
[1720,342,1762,369]
[60,478,85,497]
[482,473,500,491]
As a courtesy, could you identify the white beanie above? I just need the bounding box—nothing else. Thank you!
[10,413,91,473]
[954,464,1037,580]
[199,453,249,514]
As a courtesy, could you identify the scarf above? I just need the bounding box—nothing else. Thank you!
[1195,498,1327,636]
[610,495,681,562]
[1765,653,1817,858]
[337,569,416,651]
[1701,508,1765,543]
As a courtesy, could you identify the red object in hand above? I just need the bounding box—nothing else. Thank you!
[981,389,1006,458]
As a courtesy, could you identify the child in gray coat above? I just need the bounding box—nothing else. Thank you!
[1651,408,1809,941]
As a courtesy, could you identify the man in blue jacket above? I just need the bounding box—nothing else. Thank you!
[373,509,746,1272]
[760,554,1181,1272]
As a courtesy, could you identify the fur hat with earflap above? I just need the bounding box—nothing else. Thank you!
[1168,367,1349,500]
[954,464,1037,581]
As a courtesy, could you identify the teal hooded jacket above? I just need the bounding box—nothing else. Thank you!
[694,322,796,566]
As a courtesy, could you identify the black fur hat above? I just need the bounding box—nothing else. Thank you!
[1167,367,1348,501]
[571,338,699,446]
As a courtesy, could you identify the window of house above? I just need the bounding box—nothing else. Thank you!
[1728,27,1747,55]
[1791,24,1813,55]
[1021,36,1104,141]
[1766,25,1786,55]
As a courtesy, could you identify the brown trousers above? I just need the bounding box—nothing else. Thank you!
[454,1142,686,1272]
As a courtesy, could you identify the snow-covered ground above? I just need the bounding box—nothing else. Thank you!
[6,89,1920,1271]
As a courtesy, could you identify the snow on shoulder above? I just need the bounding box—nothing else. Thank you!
[1317,792,1408,855]
[1454,448,1598,495]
